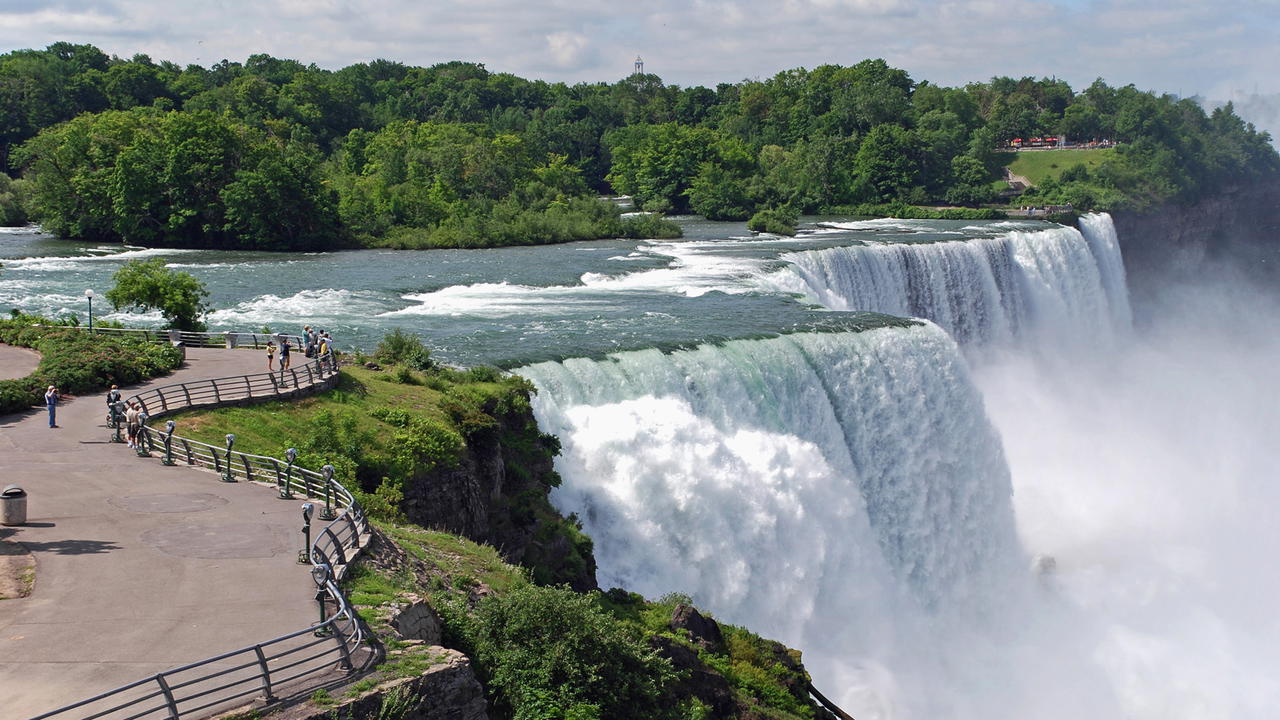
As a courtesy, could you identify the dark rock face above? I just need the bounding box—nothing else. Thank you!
[670,603,725,654]
[285,648,488,720]
[399,401,597,591]
[1112,182,1280,315]
[390,599,444,646]
[649,635,737,719]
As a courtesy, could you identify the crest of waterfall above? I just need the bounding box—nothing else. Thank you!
[519,325,1022,644]
[773,214,1131,348]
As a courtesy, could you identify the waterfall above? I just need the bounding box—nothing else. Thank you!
[518,325,1022,647]
[773,214,1131,346]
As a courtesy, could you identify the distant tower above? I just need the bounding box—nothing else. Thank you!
[634,55,644,75]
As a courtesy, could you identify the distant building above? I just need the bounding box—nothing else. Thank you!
[634,55,644,75]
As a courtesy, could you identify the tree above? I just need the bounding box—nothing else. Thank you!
[854,124,919,202]
[944,155,996,207]
[106,258,210,330]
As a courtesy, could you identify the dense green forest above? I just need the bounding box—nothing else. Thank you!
[1,42,1276,249]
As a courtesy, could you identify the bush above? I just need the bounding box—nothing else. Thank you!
[441,584,675,720]
[0,319,184,414]
[374,329,435,370]
[747,206,799,236]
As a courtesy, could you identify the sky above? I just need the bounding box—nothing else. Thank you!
[1,0,1276,103]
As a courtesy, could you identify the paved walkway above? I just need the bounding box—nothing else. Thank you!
[0,349,320,719]
[0,343,40,381]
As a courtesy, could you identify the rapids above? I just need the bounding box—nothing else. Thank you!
[3,213,1274,718]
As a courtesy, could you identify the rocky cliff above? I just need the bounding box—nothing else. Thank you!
[397,390,598,592]
[1112,181,1280,312]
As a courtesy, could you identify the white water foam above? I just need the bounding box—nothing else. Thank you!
[769,214,1130,348]
[1,246,197,272]
[383,242,778,317]
[207,288,388,325]
[520,325,1032,716]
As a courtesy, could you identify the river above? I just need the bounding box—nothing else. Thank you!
[3,214,1275,719]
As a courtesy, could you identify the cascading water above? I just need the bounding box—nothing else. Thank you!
[519,324,1030,715]
[771,214,1131,347]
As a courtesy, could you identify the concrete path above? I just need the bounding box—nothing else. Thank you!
[0,349,321,720]
[0,343,40,381]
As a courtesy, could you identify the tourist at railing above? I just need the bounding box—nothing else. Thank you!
[125,401,141,448]
[280,337,293,371]
[266,340,276,371]
[303,325,318,358]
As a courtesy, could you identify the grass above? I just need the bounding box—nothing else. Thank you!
[164,365,481,456]
[999,148,1116,189]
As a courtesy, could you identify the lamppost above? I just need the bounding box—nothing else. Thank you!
[84,289,94,332]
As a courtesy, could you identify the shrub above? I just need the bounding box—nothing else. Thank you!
[440,584,675,720]
[374,329,435,370]
[747,206,799,236]
[0,319,183,414]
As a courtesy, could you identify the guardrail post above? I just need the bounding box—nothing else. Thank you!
[245,375,252,399]
[332,613,353,670]
[182,439,193,464]
[212,380,221,404]
[320,465,337,520]
[325,527,346,565]
[221,434,236,482]
[154,673,180,720]
[253,644,275,701]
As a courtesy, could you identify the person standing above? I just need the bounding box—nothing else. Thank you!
[280,338,292,371]
[125,401,141,448]
[106,384,122,427]
[45,385,59,428]
[266,340,276,371]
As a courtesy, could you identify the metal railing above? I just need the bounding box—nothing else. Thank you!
[31,352,371,720]
[34,325,305,349]
[127,353,340,417]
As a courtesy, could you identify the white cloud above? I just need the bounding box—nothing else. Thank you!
[546,30,591,68]
[0,0,1273,97]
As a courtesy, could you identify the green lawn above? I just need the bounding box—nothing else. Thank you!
[1000,148,1115,188]
[163,365,500,459]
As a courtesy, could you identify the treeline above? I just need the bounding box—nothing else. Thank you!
[1,43,1276,248]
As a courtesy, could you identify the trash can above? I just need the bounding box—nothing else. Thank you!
[1,485,27,526]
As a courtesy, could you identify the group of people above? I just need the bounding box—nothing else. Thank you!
[106,385,147,448]
[265,326,335,371]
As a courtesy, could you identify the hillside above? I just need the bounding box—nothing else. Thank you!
[2,44,1276,247]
